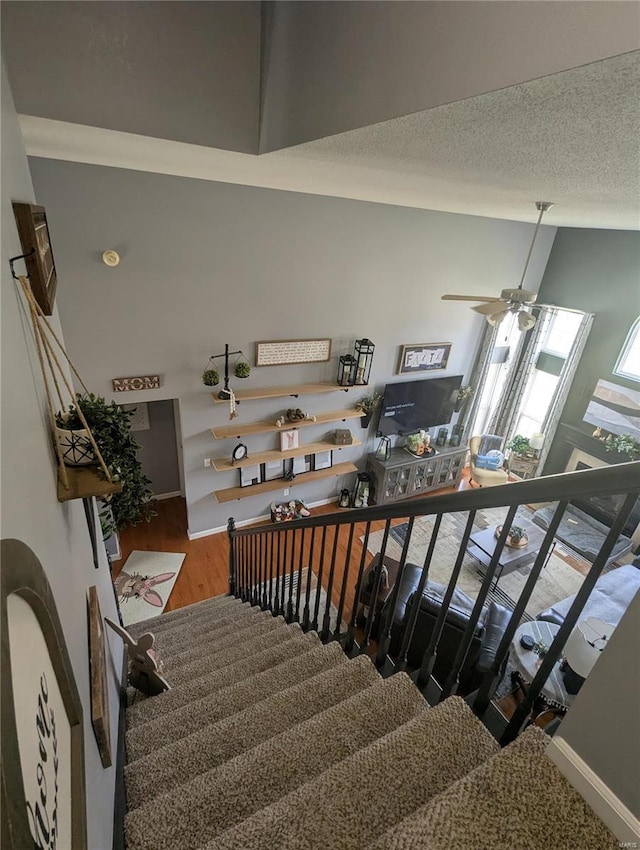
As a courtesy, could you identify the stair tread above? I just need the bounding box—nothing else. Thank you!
[208,695,499,850]
[125,639,342,762]
[141,604,262,651]
[125,669,427,850]
[128,594,242,635]
[126,625,313,729]
[125,654,376,809]
[370,726,618,850]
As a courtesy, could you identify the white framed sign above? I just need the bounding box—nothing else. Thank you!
[255,339,332,366]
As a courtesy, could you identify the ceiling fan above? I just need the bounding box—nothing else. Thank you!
[442,201,553,331]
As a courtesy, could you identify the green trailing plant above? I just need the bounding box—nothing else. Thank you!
[605,433,640,460]
[202,368,220,386]
[56,393,155,534]
[234,361,251,379]
[506,434,531,457]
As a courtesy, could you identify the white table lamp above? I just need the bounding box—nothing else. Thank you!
[563,617,615,693]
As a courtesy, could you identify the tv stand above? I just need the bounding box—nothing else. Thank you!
[366,445,467,505]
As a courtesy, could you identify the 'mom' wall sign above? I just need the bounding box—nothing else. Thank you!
[112,375,161,392]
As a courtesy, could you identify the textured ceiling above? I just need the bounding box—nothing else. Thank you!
[274,52,640,229]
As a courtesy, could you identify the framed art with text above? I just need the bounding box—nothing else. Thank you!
[398,342,452,374]
[12,203,58,315]
[255,339,332,366]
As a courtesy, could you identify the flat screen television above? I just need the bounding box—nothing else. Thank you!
[377,375,463,436]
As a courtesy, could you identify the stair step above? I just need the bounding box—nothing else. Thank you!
[124,672,428,850]
[125,635,338,762]
[128,594,242,636]
[209,695,499,850]
[166,617,289,683]
[370,726,618,850]
[125,654,377,808]
[126,624,312,730]
[142,603,261,652]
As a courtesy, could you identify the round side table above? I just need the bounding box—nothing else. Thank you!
[511,621,574,711]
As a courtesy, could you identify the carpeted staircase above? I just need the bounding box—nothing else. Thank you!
[123,594,617,850]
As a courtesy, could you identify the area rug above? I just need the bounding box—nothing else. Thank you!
[363,510,584,621]
[253,567,346,633]
[115,550,185,627]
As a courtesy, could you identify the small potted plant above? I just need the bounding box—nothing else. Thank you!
[605,433,640,460]
[495,523,529,548]
[234,360,251,379]
[506,434,531,458]
[356,392,382,428]
[202,368,220,387]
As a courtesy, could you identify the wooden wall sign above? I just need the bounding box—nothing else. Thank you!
[87,586,111,768]
[112,375,161,392]
[1,539,88,849]
[12,202,58,315]
[397,342,452,374]
[255,339,332,366]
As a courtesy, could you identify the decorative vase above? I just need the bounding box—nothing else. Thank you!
[360,412,372,429]
[55,425,95,466]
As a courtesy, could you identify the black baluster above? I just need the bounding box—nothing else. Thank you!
[302,527,316,630]
[274,531,282,616]
[281,530,290,616]
[363,519,392,649]
[295,528,307,623]
[286,528,297,622]
[238,535,246,602]
[344,521,371,654]
[413,511,476,687]
[249,534,257,606]
[333,523,355,641]
[395,513,444,672]
[268,531,275,611]
[439,505,518,699]
[312,527,328,632]
[375,515,416,667]
[501,492,638,745]
[474,501,569,715]
[321,525,340,641]
[227,518,237,597]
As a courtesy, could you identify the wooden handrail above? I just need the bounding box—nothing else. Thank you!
[230,461,640,536]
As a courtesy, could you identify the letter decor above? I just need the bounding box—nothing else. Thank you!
[1,539,88,849]
[112,375,161,392]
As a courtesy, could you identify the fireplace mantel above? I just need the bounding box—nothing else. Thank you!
[557,423,631,466]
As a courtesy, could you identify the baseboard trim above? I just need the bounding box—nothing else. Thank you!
[187,497,338,540]
[153,490,183,501]
[547,736,640,843]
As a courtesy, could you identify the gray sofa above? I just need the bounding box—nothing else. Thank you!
[532,503,633,567]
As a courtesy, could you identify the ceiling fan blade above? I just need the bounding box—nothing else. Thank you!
[441,294,501,303]
[473,301,508,315]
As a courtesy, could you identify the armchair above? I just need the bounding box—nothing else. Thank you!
[385,562,511,693]
[469,434,509,487]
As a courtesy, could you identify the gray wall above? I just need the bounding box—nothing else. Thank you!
[260,0,640,151]
[1,63,123,850]
[537,229,640,473]
[2,1,261,152]
[129,400,181,497]
[27,156,555,536]
[555,588,640,816]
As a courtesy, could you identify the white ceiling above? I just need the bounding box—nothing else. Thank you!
[21,51,640,229]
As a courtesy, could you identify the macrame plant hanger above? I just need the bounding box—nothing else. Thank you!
[11,258,119,502]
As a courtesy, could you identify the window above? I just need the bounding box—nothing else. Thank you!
[614,317,640,382]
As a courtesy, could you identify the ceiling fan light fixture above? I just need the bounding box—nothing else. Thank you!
[517,309,537,331]
[487,309,510,327]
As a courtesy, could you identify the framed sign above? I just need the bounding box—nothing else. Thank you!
[87,586,111,768]
[12,203,58,315]
[1,539,87,849]
[112,375,161,392]
[255,339,332,367]
[398,342,452,374]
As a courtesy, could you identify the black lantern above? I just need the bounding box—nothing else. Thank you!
[353,338,375,385]
[352,472,371,508]
[337,354,356,386]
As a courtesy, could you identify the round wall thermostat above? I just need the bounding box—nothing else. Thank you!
[102,250,120,267]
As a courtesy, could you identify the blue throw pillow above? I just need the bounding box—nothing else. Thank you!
[475,451,504,470]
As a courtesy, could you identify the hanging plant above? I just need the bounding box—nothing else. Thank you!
[56,394,155,534]
[234,358,251,379]
[202,368,220,386]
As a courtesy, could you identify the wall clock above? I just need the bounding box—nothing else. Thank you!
[231,443,248,466]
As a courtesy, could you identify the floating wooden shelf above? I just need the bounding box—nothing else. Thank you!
[214,461,358,503]
[211,383,351,404]
[211,408,365,440]
[57,466,123,503]
[212,438,361,472]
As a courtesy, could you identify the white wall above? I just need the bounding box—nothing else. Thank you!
[1,64,123,849]
[28,156,555,537]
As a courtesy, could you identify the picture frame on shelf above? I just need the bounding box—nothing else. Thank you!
[12,202,58,315]
[263,459,286,482]
[280,429,299,452]
[292,454,311,475]
[397,342,451,374]
[239,464,261,487]
[313,450,333,471]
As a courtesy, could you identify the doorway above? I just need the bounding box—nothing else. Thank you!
[122,399,183,500]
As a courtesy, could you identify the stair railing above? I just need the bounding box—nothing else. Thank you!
[227,461,639,740]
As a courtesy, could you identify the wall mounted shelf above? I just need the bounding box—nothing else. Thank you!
[211,382,350,404]
[211,438,361,472]
[213,461,357,503]
[211,408,364,440]
[57,467,123,503]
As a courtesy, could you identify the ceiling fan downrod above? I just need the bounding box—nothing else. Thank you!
[516,201,553,292]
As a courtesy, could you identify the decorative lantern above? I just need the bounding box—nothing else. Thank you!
[351,472,371,508]
[353,338,375,385]
[375,435,391,461]
[337,354,357,387]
